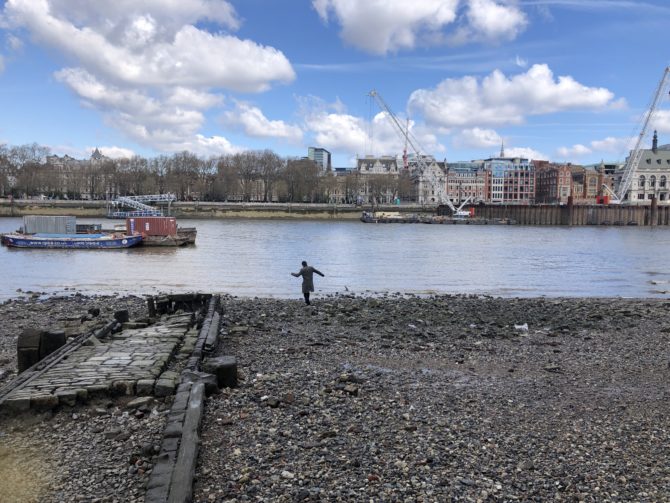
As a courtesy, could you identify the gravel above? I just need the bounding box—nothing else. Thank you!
[0,398,170,503]
[194,294,670,502]
[0,293,162,503]
[2,293,670,502]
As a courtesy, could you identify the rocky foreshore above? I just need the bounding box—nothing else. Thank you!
[1,293,670,501]
[195,294,670,502]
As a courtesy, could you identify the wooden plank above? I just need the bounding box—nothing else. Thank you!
[168,382,205,503]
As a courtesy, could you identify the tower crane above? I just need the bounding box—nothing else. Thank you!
[369,89,471,215]
[605,66,670,203]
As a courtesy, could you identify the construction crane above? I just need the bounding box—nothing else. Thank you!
[605,66,670,203]
[368,89,470,215]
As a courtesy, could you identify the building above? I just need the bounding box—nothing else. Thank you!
[570,165,600,203]
[308,147,331,171]
[618,131,670,203]
[534,162,572,204]
[484,157,535,204]
[445,162,488,204]
[355,155,401,204]
[407,155,447,205]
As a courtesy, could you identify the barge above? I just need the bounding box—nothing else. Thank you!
[1,233,143,249]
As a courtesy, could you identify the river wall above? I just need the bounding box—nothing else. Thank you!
[464,200,669,226]
[0,199,367,220]
[1,198,669,225]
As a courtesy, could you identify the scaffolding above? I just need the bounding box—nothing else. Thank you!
[107,194,176,218]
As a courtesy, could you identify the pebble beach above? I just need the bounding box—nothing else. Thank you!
[1,293,669,502]
[196,294,670,502]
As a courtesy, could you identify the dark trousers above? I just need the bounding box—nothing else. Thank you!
[303,292,310,305]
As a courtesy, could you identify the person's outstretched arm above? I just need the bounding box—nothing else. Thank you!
[291,271,300,277]
[314,268,324,277]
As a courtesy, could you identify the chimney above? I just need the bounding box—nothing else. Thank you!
[653,130,658,154]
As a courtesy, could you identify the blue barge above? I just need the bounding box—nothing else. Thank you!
[1,233,143,249]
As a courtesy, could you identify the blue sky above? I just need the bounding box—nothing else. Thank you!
[0,0,669,167]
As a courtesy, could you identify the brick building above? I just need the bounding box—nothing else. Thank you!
[484,156,535,204]
[445,162,488,204]
[534,161,572,204]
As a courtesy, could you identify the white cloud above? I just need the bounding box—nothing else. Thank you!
[451,0,528,45]
[515,55,528,68]
[313,0,458,55]
[6,34,22,50]
[97,146,136,159]
[55,68,241,156]
[222,102,303,143]
[298,96,442,157]
[504,146,547,160]
[556,144,592,158]
[50,144,135,159]
[165,87,223,109]
[313,0,528,54]
[409,64,618,128]
[557,136,637,159]
[175,134,243,157]
[2,0,293,155]
[0,54,4,74]
[4,1,295,92]
[453,127,501,148]
[590,136,635,153]
[651,110,670,134]
[304,109,370,154]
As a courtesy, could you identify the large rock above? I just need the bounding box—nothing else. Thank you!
[40,330,66,359]
[17,328,45,373]
[202,355,238,389]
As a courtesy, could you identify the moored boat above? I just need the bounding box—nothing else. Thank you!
[124,216,197,246]
[360,211,420,223]
[141,235,190,246]
[1,233,143,249]
[177,226,197,244]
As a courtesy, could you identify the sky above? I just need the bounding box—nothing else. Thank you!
[0,0,669,168]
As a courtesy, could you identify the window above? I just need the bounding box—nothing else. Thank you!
[661,176,667,188]
[651,175,657,187]
[646,159,651,164]
[639,175,646,188]
[638,193,645,200]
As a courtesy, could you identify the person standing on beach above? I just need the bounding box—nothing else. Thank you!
[291,261,324,305]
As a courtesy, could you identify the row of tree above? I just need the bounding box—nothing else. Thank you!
[0,143,413,204]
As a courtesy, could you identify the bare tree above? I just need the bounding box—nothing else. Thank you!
[164,151,200,200]
[233,152,260,202]
[257,150,283,202]
[280,158,319,202]
[367,173,397,205]
[213,155,241,201]
[0,144,9,196]
[397,170,414,202]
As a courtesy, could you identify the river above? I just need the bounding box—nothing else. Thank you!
[1,217,669,300]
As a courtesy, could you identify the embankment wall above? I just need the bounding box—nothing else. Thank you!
[469,202,669,226]
[1,199,670,225]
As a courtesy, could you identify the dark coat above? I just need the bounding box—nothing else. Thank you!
[293,266,324,293]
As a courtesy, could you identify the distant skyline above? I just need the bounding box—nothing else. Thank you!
[1,0,669,167]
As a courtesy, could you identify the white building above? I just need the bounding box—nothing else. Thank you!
[619,131,670,203]
[308,147,332,171]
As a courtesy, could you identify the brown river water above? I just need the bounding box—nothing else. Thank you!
[1,217,670,300]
